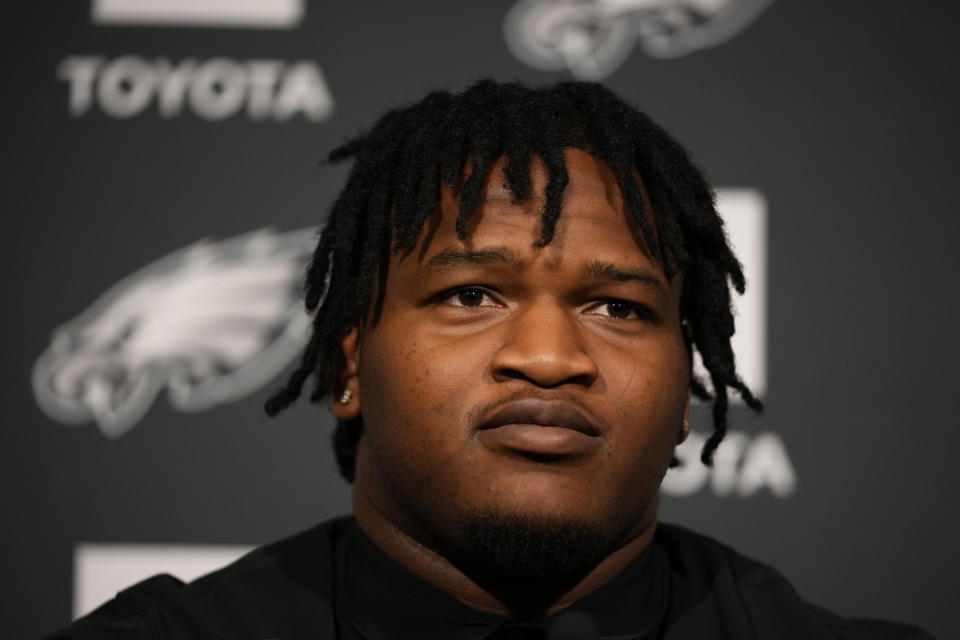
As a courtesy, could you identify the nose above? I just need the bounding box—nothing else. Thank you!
[491,301,599,388]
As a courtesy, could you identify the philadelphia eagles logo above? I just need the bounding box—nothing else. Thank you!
[504,0,773,80]
[32,228,316,438]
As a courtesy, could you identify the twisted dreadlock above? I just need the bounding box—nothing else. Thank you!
[265,79,762,481]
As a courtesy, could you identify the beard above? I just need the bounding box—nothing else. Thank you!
[449,510,612,579]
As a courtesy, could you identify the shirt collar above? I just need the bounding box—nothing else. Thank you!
[336,522,670,640]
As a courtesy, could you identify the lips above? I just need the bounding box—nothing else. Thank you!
[477,398,601,458]
[479,399,601,436]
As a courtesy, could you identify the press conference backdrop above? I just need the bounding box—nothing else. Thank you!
[4,1,957,637]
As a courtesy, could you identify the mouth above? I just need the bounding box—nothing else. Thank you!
[477,399,602,459]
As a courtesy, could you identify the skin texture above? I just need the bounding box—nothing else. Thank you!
[333,149,690,617]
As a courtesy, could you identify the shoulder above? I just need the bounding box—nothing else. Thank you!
[654,523,935,640]
[47,516,354,640]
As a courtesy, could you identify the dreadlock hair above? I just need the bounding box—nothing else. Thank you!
[265,79,763,482]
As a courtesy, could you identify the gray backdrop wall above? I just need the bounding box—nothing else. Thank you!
[5,1,958,638]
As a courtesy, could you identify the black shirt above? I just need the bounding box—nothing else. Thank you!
[49,517,934,639]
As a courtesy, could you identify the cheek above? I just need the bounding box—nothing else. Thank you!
[355,330,494,517]
[604,340,689,455]
[358,337,423,436]
[604,335,688,404]
[358,332,478,456]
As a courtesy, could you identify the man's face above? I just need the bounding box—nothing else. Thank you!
[342,149,689,570]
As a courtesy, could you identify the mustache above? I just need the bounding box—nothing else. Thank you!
[466,389,608,434]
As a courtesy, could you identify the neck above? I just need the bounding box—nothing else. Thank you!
[353,492,658,619]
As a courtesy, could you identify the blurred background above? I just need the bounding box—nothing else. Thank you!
[4,1,958,637]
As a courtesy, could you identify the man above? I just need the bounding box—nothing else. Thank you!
[51,80,933,639]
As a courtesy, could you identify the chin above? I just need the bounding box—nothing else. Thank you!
[448,509,614,579]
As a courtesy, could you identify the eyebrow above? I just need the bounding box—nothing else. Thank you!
[423,249,666,291]
[581,260,666,292]
[425,247,521,270]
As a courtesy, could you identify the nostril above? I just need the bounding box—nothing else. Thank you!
[492,351,598,388]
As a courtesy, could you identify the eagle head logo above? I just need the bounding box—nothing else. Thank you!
[32,228,316,438]
[504,0,773,80]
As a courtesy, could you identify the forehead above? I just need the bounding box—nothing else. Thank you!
[481,150,626,209]
[409,148,655,266]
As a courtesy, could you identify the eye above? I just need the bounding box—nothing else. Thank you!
[587,299,650,321]
[443,287,499,308]
[601,301,632,319]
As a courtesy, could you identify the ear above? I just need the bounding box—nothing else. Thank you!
[678,392,691,444]
[331,326,361,421]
